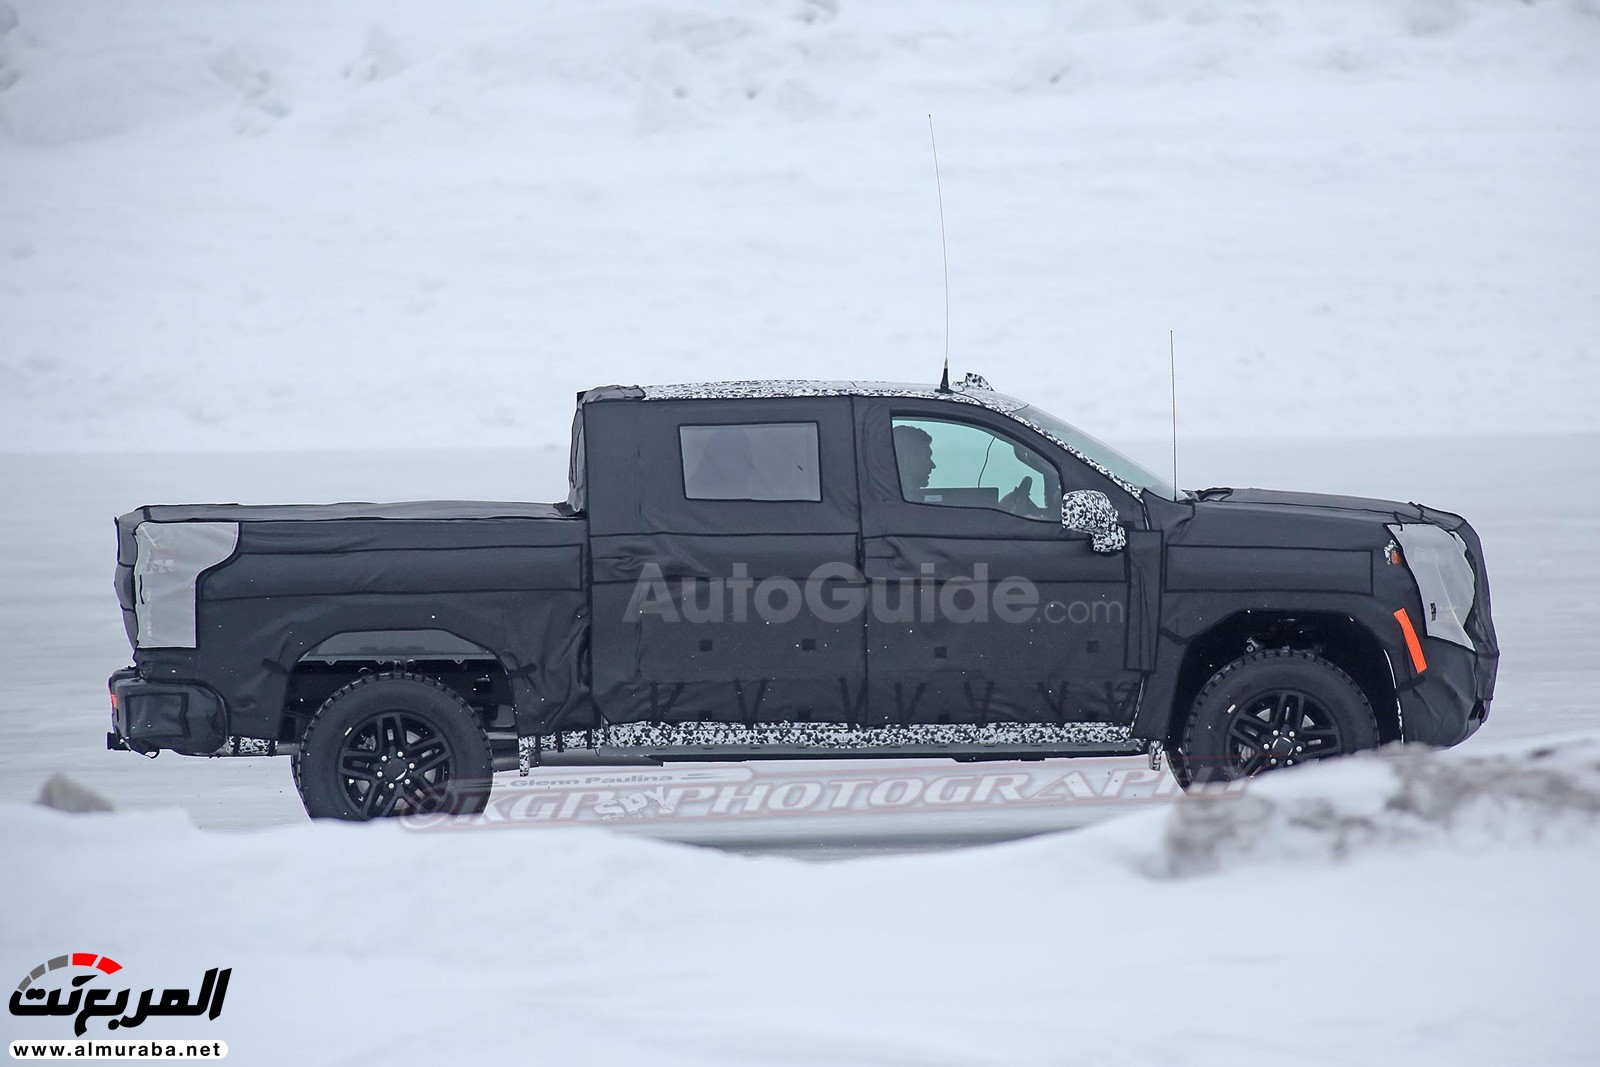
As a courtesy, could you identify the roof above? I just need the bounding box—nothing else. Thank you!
[581,374,1018,410]
[632,374,1012,406]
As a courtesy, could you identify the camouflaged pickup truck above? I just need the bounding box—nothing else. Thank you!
[108,374,1498,820]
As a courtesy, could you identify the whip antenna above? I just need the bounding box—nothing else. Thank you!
[929,114,950,390]
[1169,329,1179,493]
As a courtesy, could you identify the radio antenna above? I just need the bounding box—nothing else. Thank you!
[929,113,951,391]
[1169,329,1179,492]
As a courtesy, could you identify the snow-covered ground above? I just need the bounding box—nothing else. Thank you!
[4,0,1599,1062]
[4,733,1598,1065]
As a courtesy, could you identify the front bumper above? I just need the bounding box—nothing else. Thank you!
[107,667,228,756]
[1397,637,1497,747]
[1386,513,1498,748]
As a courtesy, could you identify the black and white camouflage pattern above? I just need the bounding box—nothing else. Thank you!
[191,736,280,757]
[637,378,1145,498]
[1061,489,1128,554]
[518,720,1135,770]
[601,720,1134,748]
[641,380,867,401]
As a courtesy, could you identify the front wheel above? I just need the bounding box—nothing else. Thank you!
[1167,649,1379,789]
[294,672,493,820]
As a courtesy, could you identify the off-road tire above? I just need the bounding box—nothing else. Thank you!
[1166,649,1379,790]
[293,671,493,821]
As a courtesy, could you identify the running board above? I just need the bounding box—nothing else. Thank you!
[517,721,1142,773]
[627,742,1147,762]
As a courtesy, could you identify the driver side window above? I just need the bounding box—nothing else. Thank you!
[891,417,1061,521]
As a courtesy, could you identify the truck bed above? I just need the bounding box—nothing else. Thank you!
[115,501,591,745]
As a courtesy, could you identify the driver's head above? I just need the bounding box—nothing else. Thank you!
[893,424,935,491]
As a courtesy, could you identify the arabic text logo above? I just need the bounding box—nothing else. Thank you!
[9,953,230,1037]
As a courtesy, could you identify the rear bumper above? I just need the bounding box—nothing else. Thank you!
[108,667,228,756]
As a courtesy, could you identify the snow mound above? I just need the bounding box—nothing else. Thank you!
[34,771,114,813]
[1152,735,1600,877]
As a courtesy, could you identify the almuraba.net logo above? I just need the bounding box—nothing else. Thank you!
[9,952,230,1037]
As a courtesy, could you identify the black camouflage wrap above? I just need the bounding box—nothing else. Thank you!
[111,380,1498,760]
[116,501,591,742]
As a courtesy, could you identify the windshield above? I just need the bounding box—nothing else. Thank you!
[1014,403,1180,500]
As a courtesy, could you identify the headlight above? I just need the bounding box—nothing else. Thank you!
[1386,523,1477,651]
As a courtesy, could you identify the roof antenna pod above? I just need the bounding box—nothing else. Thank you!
[929,113,952,393]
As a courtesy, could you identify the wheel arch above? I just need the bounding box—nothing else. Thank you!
[1161,609,1399,746]
[280,628,515,743]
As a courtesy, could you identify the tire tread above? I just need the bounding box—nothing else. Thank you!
[1169,648,1378,789]
[293,670,492,819]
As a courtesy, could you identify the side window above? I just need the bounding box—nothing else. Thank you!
[679,423,822,502]
[891,417,1061,521]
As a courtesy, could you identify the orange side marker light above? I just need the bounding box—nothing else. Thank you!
[1394,608,1427,674]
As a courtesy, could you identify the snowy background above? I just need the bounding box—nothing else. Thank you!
[2,0,1597,449]
[3,1,1599,1063]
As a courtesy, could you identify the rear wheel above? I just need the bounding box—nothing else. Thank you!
[1167,649,1379,789]
[294,672,493,820]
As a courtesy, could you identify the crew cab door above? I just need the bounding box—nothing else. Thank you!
[854,397,1144,727]
[584,396,866,725]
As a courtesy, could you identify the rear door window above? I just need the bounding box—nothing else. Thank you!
[679,422,822,502]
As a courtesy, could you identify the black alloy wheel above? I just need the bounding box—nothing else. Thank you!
[1167,648,1380,789]
[294,672,493,821]
[1218,687,1345,775]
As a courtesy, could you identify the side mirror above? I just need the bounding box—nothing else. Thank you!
[1062,490,1126,554]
